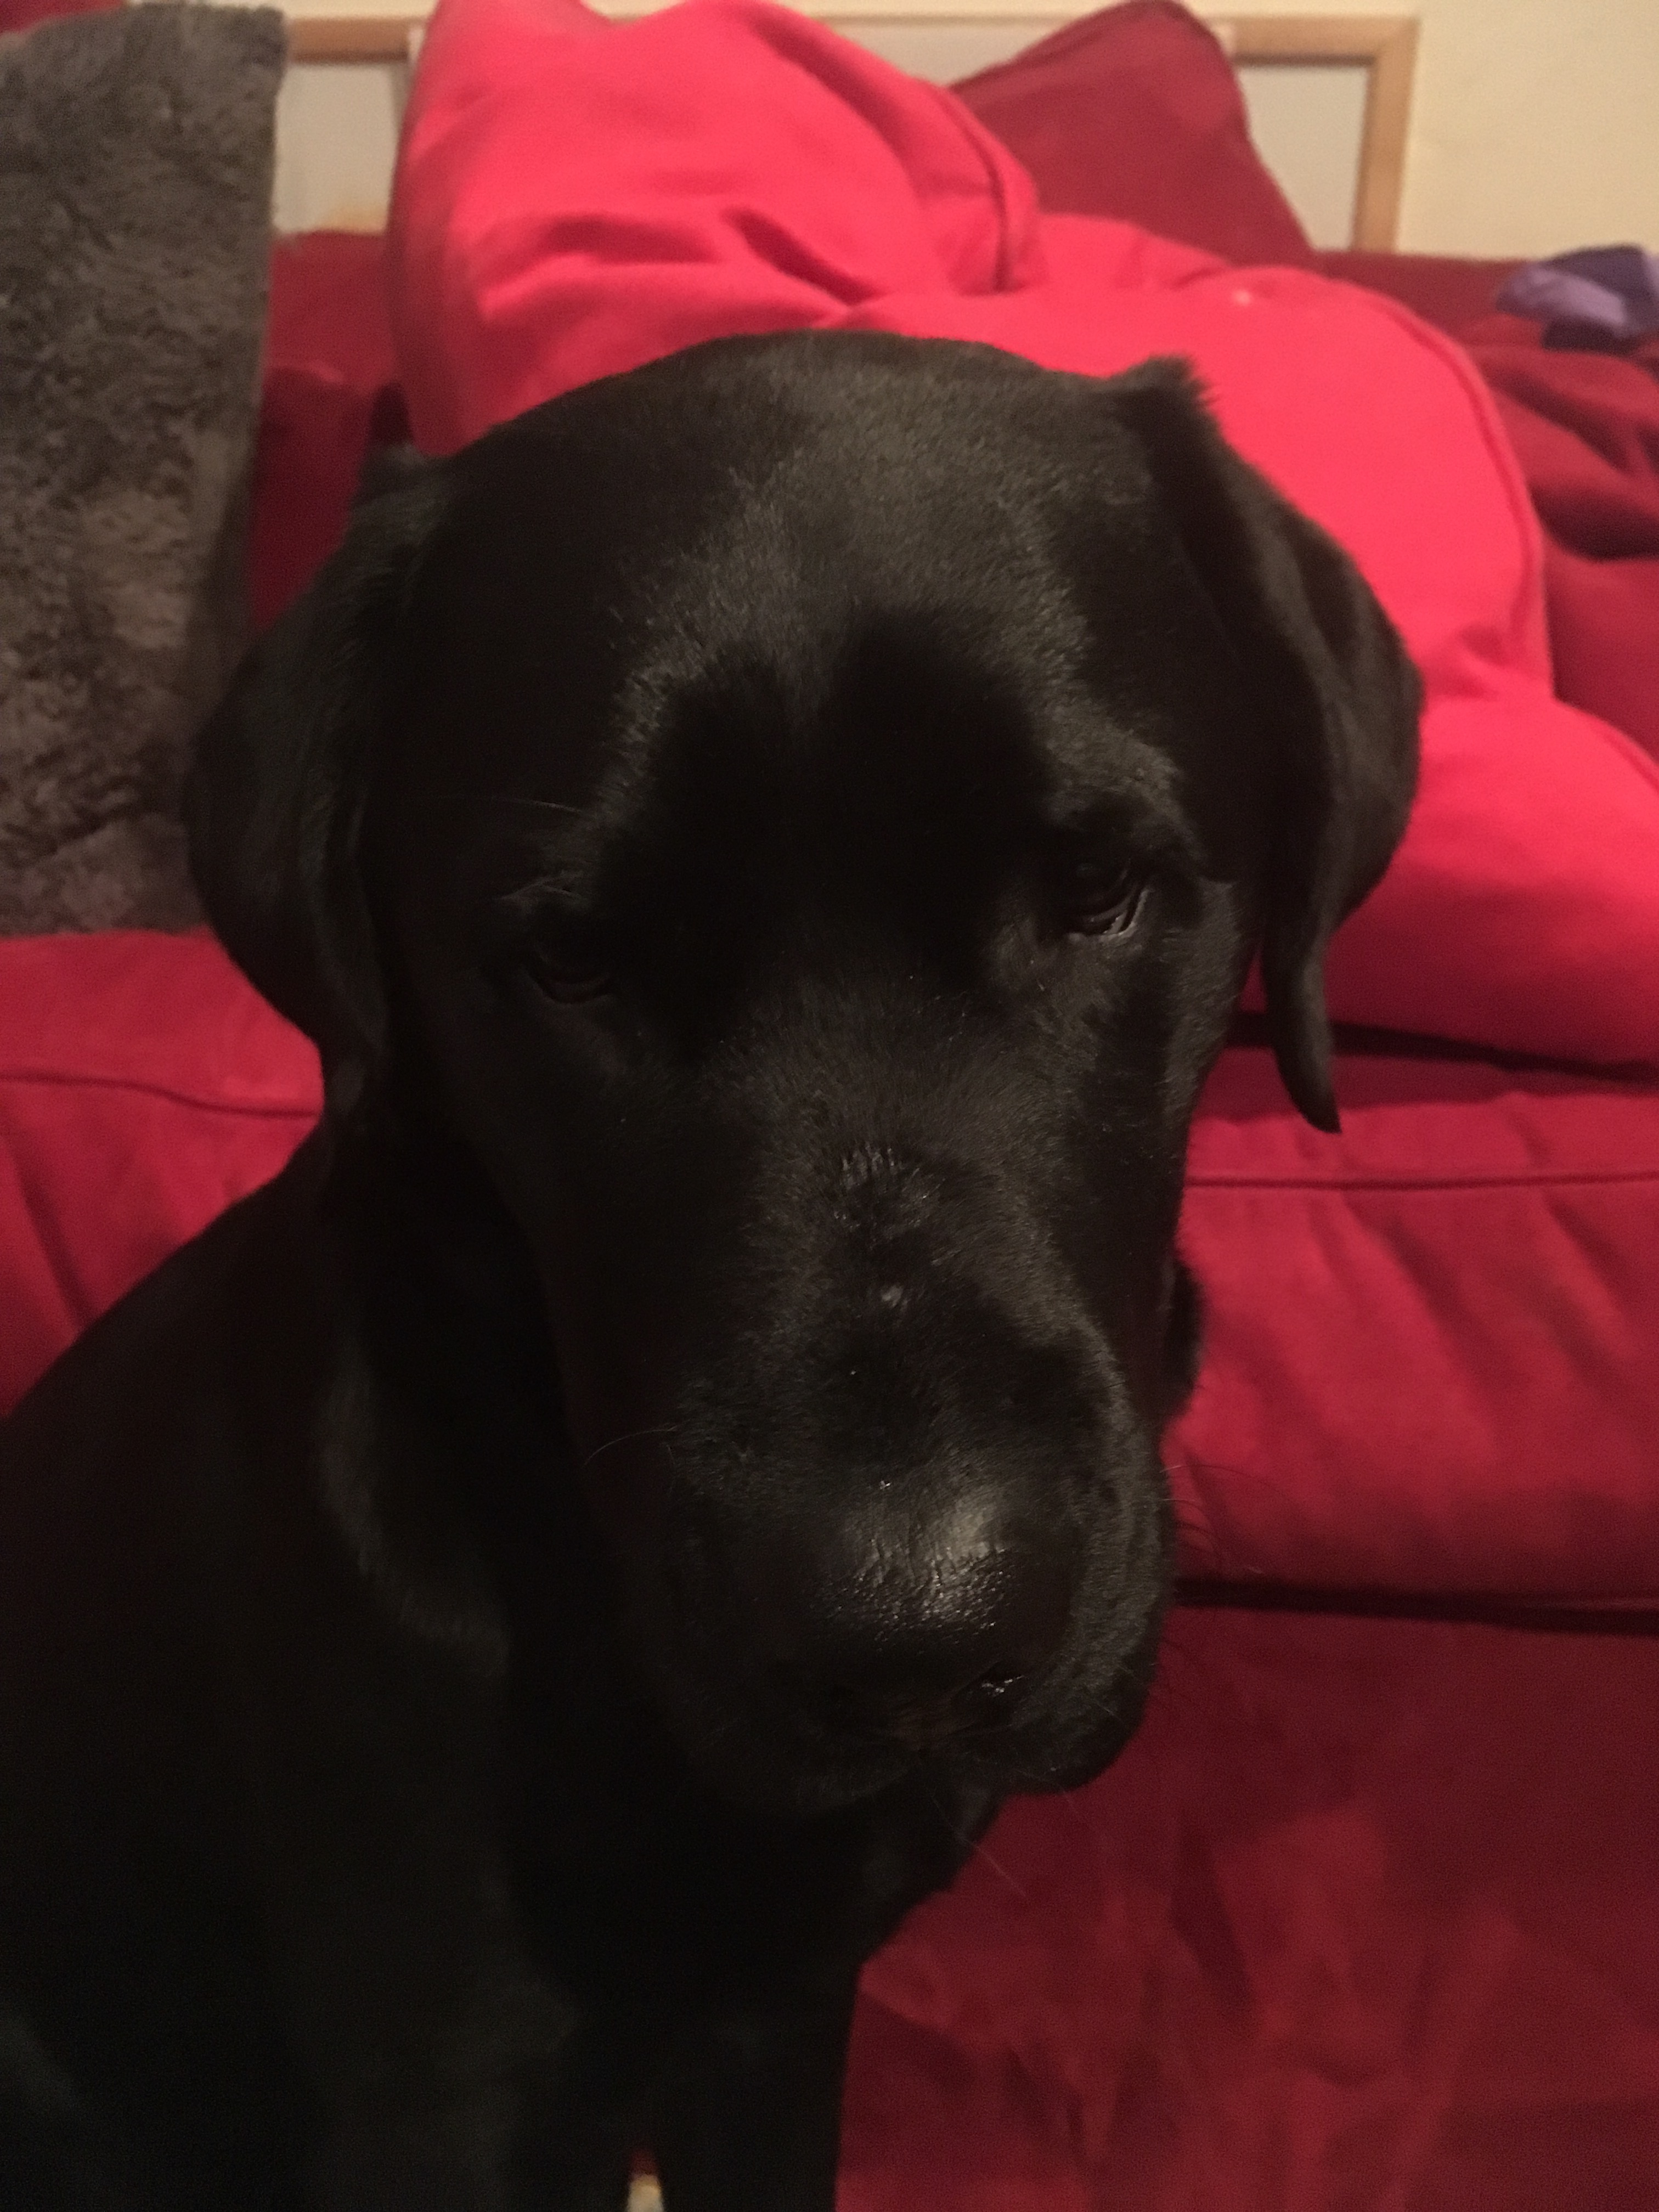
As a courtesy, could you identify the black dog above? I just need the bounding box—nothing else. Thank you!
[0,333,1418,2209]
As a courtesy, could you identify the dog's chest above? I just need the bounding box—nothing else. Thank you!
[504,1754,986,2008]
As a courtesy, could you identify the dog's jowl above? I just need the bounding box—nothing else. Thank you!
[0,333,1418,2210]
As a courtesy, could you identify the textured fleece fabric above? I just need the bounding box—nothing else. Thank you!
[0,3,283,932]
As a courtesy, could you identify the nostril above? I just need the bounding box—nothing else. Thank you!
[797,1661,1039,1751]
[753,1526,1075,1748]
[949,1664,1032,1736]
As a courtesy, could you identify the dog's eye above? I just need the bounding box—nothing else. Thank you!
[1063,859,1147,939]
[519,909,612,1003]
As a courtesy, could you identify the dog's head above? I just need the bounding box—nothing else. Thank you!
[189,336,1417,1816]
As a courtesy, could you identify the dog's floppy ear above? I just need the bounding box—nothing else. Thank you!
[1109,359,1420,1131]
[185,461,445,1118]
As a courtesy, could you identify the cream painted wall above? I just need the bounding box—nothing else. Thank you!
[1213,0,1659,256]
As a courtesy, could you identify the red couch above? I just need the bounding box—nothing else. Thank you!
[4,3,1657,2203]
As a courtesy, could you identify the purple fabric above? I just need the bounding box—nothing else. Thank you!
[1498,245,1659,348]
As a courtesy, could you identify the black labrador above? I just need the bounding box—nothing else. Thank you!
[0,332,1418,2210]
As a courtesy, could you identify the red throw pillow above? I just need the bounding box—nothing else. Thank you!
[388,0,1659,1077]
[951,1,1313,266]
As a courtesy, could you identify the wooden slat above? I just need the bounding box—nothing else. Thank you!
[1352,16,1417,250]
[1212,14,1418,249]
[1210,13,1409,64]
[286,15,419,63]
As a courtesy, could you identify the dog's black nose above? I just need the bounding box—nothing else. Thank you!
[755,1524,1074,1752]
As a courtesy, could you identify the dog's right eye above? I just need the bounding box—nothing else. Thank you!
[518,909,613,1004]
[1059,855,1148,940]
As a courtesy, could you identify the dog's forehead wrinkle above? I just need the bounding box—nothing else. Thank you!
[590,635,1197,923]
[441,496,1181,919]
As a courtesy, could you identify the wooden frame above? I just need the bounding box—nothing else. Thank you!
[1210,16,1417,249]
[284,9,1419,249]
[287,16,418,61]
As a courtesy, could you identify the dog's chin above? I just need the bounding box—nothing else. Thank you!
[631,1657,916,1819]
[629,1638,1163,1824]
[665,1705,1154,1824]
[704,1737,917,1822]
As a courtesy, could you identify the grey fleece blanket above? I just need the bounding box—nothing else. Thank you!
[0,3,285,934]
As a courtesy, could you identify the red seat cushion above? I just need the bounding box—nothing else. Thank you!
[950,0,1313,267]
[386,0,1659,1079]
[849,1607,1659,2209]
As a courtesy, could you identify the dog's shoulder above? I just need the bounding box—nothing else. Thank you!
[0,1139,350,1734]
[2,1136,330,1488]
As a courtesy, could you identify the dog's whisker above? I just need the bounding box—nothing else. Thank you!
[479,794,583,817]
[965,1829,1032,1908]
[1055,1784,1094,1836]
[583,1424,681,1470]
[922,1781,1032,1906]
[687,1709,746,1763]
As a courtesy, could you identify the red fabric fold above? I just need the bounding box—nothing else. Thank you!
[0,934,318,1418]
[250,234,409,629]
[1318,260,1659,769]
[1474,345,1659,763]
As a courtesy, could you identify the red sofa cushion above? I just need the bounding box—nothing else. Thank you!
[0,933,318,1418]
[950,0,1313,267]
[386,0,1659,1080]
[1314,250,1523,336]
[1173,1047,1659,1610]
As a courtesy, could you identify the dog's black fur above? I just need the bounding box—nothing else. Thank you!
[0,333,1418,2209]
